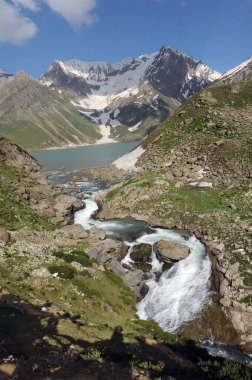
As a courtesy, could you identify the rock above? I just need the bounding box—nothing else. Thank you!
[216,242,225,252]
[140,282,149,298]
[52,214,65,224]
[154,240,190,262]
[56,224,88,240]
[225,262,240,282]
[86,247,99,260]
[130,243,152,263]
[89,227,106,241]
[0,364,17,378]
[71,261,84,272]
[108,259,125,277]
[124,269,143,288]
[53,195,83,216]
[215,140,224,147]
[175,181,184,188]
[206,121,216,128]
[31,268,51,278]
[0,227,10,245]
[97,239,122,260]
[130,243,152,272]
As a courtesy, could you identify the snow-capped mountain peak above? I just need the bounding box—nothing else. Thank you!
[41,46,220,143]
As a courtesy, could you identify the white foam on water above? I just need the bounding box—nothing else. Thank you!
[75,192,211,333]
[137,235,211,333]
[74,195,99,230]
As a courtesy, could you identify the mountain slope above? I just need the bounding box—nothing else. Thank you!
[218,57,252,84]
[98,79,252,348]
[0,72,101,149]
[42,46,220,142]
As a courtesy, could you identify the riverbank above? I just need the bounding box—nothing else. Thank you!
[0,136,251,379]
[96,169,252,352]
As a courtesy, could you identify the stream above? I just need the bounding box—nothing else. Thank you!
[69,178,252,369]
[38,165,252,370]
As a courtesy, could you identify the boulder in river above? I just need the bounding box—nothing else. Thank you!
[130,243,152,272]
[154,240,189,262]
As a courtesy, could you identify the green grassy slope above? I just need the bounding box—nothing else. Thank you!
[0,73,101,149]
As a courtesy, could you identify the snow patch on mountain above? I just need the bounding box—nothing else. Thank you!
[113,145,145,171]
[42,46,221,142]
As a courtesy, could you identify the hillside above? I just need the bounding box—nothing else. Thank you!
[0,72,101,149]
[97,80,252,350]
[1,137,249,379]
[42,46,220,142]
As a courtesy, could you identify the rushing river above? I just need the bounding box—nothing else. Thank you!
[74,182,212,332]
[46,176,252,368]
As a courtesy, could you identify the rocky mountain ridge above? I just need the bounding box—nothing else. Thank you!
[218,57,252,84]
[42,46,220,142]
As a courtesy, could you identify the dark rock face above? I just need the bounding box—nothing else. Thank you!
[145,47,210,101]
[42,62,94,96]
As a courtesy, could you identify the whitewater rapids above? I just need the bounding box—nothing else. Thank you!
[74,181,212,333]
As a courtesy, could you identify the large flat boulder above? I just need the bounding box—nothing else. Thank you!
[154,240,190,262]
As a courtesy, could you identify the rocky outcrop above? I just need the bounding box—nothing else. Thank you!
[0,137,40,172]
[53,194,84,218]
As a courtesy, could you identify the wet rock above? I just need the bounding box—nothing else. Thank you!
[130,243,152,263]
[130,243,152,272]
[0,227,10,245]
[139,282,149,298]
[154,240,189,262]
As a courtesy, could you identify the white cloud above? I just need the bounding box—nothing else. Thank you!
[0,0,38,45]
[44,0,97,28]
[12,0,40,11]
[0,0,97,45]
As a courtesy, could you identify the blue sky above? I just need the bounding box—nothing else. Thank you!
[0,0,251,77]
